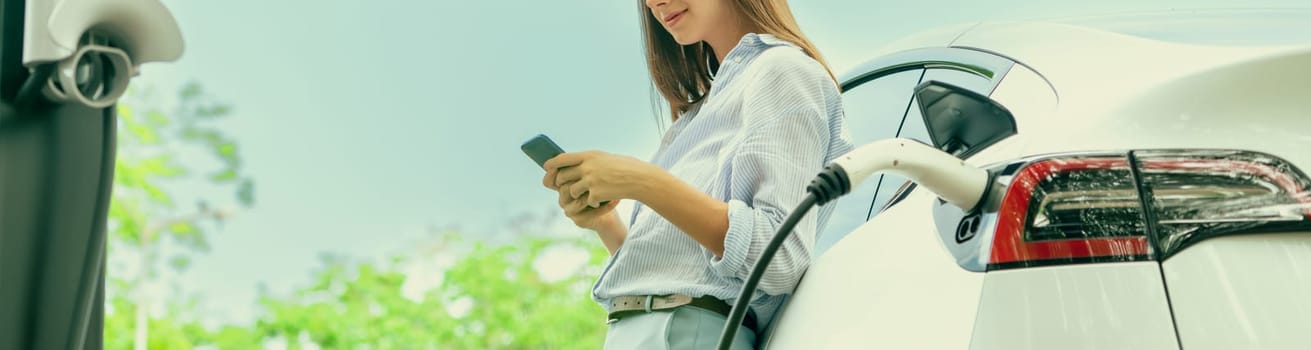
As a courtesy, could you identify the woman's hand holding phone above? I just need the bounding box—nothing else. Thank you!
[524,135,629,231]
[542,151,645,231]
[544,151,660,208]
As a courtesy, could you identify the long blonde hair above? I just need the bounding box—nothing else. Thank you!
[640,0,835,120]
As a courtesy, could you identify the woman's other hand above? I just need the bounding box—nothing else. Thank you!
[556,188,622,230]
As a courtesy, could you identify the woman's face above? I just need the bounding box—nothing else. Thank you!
[646,0,739,46]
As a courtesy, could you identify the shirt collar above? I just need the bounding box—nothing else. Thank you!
[699,33,801,101]
[712,33,797,77]
[722,33,797,60]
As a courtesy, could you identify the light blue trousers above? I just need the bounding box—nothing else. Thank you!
[603,306,756,350]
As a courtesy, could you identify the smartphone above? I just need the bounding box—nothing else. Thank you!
[521,134,565,169]
[522,134,610,207]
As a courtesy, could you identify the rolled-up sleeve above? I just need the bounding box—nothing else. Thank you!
[708,50,832,296]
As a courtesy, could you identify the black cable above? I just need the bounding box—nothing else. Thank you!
[716,193,816,349]
[717,164,850,350]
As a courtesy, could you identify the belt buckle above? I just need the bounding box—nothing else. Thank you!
[605,294,679,326]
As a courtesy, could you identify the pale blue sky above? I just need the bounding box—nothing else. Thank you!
[138,0,1309,324]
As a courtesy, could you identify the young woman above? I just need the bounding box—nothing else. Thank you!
[542,0,850,348]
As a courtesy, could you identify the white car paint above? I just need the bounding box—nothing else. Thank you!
[970,263,1178,350]
[765,191,984,349]
[1162,233,1311,350]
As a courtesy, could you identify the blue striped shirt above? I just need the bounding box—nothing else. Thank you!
[593,33,853,329]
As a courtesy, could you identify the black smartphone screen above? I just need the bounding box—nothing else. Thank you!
[521,134,565,169]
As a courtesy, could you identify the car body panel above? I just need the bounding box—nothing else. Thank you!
[1162,233,1311,350]
[766,191,984,349]
[970,263,1179,350]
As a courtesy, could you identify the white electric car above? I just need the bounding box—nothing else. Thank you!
[763,9,1311,349]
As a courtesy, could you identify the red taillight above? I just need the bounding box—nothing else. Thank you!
[1139,157,1311,220]
[987,151,1311,270]
[1136,151,1311,255]
[989,157,1151,269]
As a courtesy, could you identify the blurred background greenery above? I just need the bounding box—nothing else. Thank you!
[104,85,610,348]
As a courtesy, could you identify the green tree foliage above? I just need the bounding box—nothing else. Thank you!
[110,81,254,271]
[104,279,251,349]
[256,234,609,349]
[106,81,255,349]
[105,292,266,349]
[105,233,610,349]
